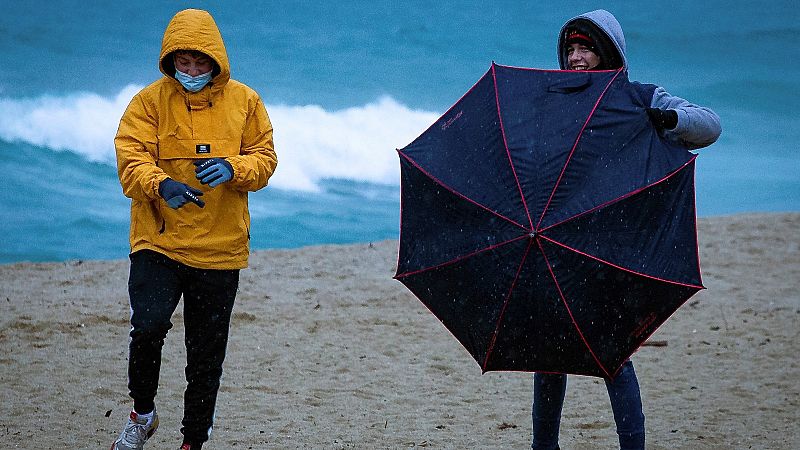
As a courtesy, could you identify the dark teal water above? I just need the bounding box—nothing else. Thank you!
[1,1,798,262]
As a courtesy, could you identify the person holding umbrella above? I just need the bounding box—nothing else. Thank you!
[111,8,277,450]
[531,9,721,450]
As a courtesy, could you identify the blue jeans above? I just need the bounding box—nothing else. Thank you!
[531,360,645,450]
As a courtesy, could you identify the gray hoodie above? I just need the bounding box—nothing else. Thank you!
[559,10,722,150]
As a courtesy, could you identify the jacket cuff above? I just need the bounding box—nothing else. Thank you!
[152,174,171,199]
[672,108,691,135]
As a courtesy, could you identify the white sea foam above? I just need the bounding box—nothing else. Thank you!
[0,86,142,164]
[268,98,438,191]
[0,85,439,191]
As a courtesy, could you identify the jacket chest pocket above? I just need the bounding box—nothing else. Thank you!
[157,134,242,160]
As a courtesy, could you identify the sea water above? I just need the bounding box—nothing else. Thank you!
[1,0,797,263]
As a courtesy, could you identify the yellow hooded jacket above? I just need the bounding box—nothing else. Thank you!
[115,9,277,269]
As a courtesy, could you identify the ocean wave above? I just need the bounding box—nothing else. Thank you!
[0,85,439,191]
[0,86,141,163]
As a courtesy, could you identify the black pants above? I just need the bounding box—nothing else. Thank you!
[127,249,239,445]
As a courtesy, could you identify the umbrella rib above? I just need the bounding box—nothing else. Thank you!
[537,234,705,289]
[393,234,528,279]
[398,66,495,150]
[491,63,535,231]
[397,150,529,230]
[536,238,613,379]
[534,68,625,231]
[482,237,535,371]
[538,156,698,233]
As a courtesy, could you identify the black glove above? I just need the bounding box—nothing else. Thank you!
[158,178,205,209]
[645,107,678,131]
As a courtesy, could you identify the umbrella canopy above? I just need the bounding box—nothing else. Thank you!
[394,63,703,379]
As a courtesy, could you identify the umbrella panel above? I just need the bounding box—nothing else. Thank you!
[543,160,701,286]
[400,72,531,229]
[527,239,701,377]
[397,238,530,368]
[494,68,621,227]
[492,65,695,230]
[396,156,528,275]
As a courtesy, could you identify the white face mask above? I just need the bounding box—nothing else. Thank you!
[175,68,212,92]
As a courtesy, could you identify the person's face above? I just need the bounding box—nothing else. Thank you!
[566,43,601,70]
[174,52,213,76]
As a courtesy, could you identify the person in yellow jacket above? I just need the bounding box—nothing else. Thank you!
[111,9,277,450]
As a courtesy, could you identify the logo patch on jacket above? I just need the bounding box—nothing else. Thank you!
[196,144,211,154]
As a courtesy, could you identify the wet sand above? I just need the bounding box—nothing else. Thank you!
[1,213,798,449]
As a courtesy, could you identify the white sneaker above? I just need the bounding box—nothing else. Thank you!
[110,409,159,450]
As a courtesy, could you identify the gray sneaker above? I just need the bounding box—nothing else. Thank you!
[110,409,159,450]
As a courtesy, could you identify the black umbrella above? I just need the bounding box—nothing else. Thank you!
[394,63,703,379]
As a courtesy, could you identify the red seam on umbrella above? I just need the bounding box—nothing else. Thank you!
[394,234,528,279]
[398,66,494,150]
[538,156,698,233]
[492,63,535,231]
[537,234,705,289]
[622,289,702,375]
[396,63,524,276]
[396,150,529,231]
[439,65,494,127]
[691,165,704,286]
[535,68,624,231]
[482,237,535,372]
[395,155,407,276]
[537,238,612,379]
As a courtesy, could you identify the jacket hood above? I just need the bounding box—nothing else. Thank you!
[558,9,627,70]
[159,9,230,90]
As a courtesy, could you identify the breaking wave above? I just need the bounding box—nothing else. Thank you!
[0,86,439,191]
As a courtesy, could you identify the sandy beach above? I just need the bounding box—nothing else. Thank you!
[1,212,798,449]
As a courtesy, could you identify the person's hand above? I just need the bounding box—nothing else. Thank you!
[645,107,678,131]
[194,158,234,187]
[159,178,205,209]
